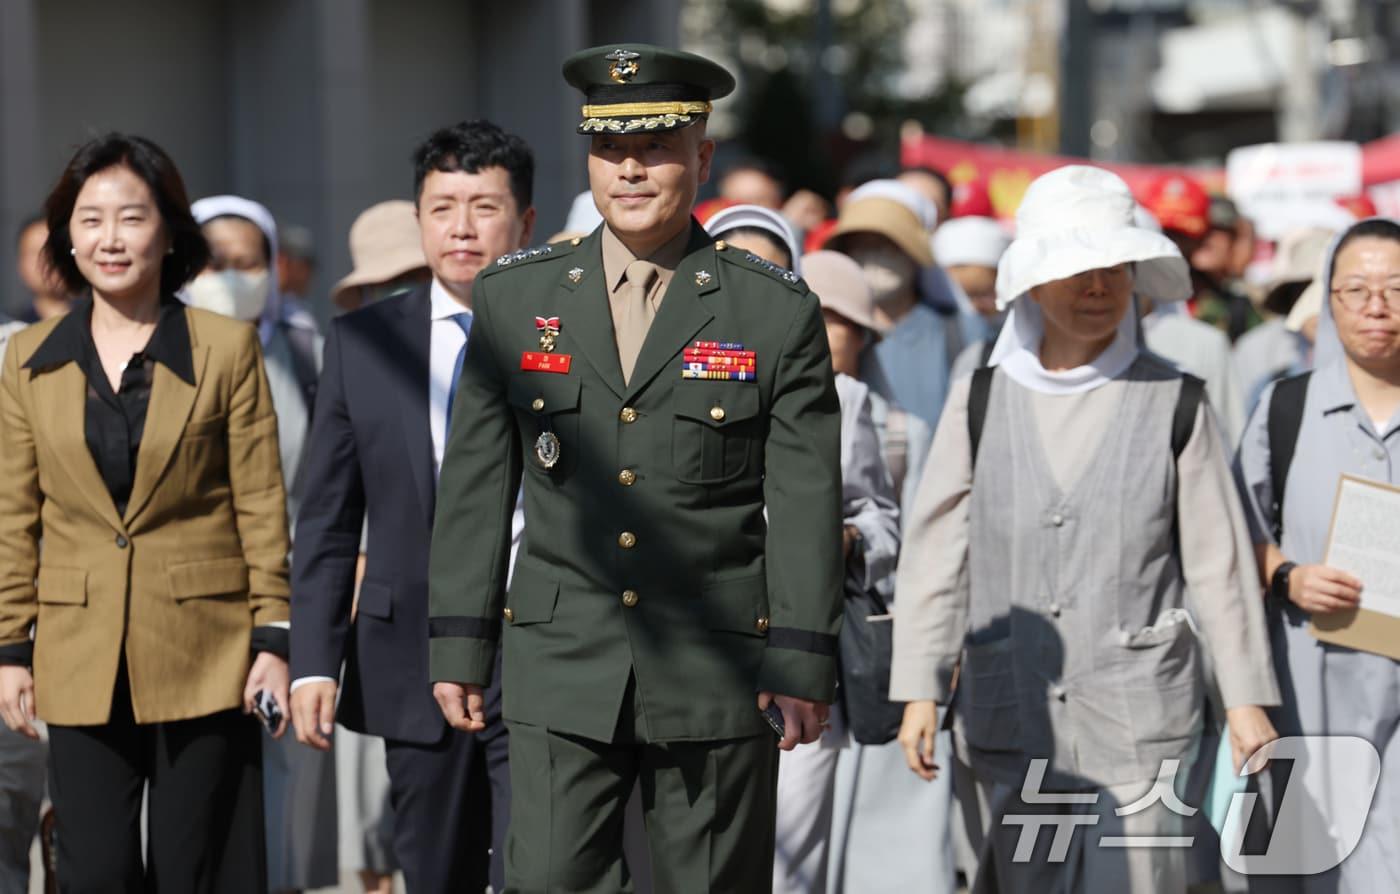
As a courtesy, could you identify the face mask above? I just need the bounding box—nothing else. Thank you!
[849,247,915,306]
[184,269,270,322]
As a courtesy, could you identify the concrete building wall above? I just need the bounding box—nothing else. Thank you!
[0,0,679,321]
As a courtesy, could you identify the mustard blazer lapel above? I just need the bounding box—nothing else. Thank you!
[30,362,125,533]
[124,337,209,525]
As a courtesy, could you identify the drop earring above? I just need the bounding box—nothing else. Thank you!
[69,248,76,256]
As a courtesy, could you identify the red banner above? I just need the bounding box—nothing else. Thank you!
[902,134,1400,221]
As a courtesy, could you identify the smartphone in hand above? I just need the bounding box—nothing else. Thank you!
[253,689,283,735]
[762,702,785,739]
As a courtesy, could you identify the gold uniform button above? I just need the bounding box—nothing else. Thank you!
[503,607,515,623]
[756,616,770,633]
[618,469,637,486]
[620,407,638,424]
[618,531,637,549]
[531,397,545,412]
[622,589,639,607]
[709,405,726,422]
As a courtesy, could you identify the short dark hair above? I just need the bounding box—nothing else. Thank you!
[42,133,208,295]
[411,120,534,211]
[1329,218,1400,284]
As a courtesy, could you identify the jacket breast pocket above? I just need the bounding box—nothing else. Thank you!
[671,386,762,485]
[507,375,581,478]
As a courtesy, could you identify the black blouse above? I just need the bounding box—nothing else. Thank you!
[0,296,287,667]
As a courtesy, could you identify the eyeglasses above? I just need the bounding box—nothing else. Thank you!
[1331,284,1400,312]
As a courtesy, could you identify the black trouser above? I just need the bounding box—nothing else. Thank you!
[45,664,265,894]
[383,659,510,894]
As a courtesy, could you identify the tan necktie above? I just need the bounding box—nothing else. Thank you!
[618,259,658,384]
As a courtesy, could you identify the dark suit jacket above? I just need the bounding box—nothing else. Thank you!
[427,223,845,744]
[291,285,446,744]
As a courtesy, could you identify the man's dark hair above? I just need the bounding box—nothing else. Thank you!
[1329,217,1400,284]
[412,120,534,211]
[14,213,45,247]
[900,165,951,200]
[42,133,208,295]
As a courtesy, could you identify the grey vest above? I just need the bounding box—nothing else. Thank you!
[958,356,1203,788]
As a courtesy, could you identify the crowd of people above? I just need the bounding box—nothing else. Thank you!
[0,40,1397,894]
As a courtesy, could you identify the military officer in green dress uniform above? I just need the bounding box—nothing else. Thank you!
[426,44,845,892]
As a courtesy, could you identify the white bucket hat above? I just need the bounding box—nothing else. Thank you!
[704,204,803,275]
[932,216,1010,269]
[995,165,1190,311]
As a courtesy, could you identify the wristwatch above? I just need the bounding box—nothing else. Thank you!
[1271,561,1298,604]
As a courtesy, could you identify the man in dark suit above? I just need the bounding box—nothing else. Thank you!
[290,120,535,894]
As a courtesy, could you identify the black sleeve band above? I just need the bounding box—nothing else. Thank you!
[766,627,838,656]
[428,616,503,641]
[0,641,33,667]
[250,626,290,660]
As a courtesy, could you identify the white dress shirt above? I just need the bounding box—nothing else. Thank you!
[429,278,473,480]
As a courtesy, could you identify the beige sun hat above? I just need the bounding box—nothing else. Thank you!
[800,250,883,335]
[1265,227,1335,312]
[825,196,934,268]
[331,200,428,308]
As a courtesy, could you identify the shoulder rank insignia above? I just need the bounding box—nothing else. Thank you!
[743,252,801,284]
[495,245,554,268]
[605,49,641,84]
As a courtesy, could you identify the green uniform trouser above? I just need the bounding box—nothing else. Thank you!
[503,680,780,893]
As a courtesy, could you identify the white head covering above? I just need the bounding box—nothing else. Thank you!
[931,216,1010,269]
[987,166,1191,395]
[1313,217,1400,370]
[190,195,315,343]
[704,204,803,275]
[847,179,939,232]
[564,191,604,235]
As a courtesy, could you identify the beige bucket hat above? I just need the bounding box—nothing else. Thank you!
[331,200,428,308]
[825,196,934,268]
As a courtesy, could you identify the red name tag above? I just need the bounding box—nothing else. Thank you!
[520,352,572,374]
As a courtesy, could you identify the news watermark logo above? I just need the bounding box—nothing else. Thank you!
[1002,736,1381,875]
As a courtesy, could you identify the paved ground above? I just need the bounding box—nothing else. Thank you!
[29,842,405,893]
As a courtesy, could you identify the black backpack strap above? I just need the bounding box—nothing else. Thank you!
[979,338,995,369]
[968,366,994,471]
[1172,374,1205,459]
[1267,371,1312,540]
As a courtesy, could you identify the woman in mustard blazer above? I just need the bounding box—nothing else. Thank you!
[0,134,291,893]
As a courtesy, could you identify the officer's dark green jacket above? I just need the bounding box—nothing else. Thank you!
[428,221,843,743]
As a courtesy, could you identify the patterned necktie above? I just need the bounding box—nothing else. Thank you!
[445,312,473,435]
[619,259,658,384]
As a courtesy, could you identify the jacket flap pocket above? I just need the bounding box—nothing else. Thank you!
[167,557,249,601]
[508,375,581,415]
[701,572,769,635]
[506,557,560,625]
[36,567,87,605]
[357,580,393,620]
[674,385,761,427]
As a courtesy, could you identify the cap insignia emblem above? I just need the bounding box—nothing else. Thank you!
[605,49,641,84]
